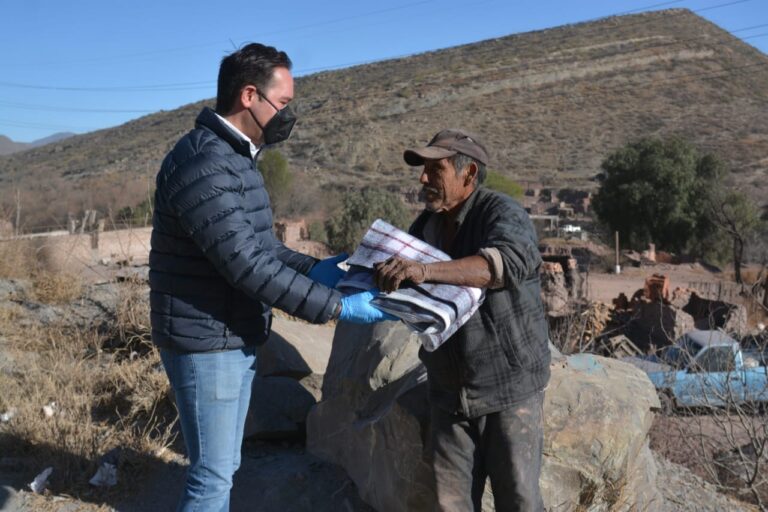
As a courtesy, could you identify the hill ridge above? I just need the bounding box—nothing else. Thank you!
[1,8,766,230]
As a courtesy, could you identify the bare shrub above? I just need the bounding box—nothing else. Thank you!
[0,238,37,279]
[31,270,84,305]
[649,333,768,510]
[108,276,151,355]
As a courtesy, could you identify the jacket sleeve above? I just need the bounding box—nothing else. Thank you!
[271,236,318,275]
[482,197,542,288]
[167,153,340,323]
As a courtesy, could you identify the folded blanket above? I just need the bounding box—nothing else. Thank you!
[337,219,484,352]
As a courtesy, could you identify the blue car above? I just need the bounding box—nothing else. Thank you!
[623,330,768,412]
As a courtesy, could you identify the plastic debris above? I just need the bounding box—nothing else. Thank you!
[89,462,117,487]
[0,408,16,423]
[89,447,120,487]
[29,466,53,494]
[42,402,57,418]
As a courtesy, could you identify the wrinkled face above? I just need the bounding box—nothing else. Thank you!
[419,157,473,213]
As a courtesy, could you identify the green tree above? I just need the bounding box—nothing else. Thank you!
[484,171,523,199]
[257,149,293,215]
[325,188,413,253]
[708,190,762,284]
[592,137,724,254]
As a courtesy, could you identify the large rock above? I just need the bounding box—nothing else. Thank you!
[626,301,695,350]
[259,316,336,377]
[245,318,336,439]
[244,376,317,440]
[308,322,662,511]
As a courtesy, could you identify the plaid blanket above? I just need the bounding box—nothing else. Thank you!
[337,219,484,352]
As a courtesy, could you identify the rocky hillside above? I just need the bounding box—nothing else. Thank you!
[0,133,75,156]
[1,8,766,229]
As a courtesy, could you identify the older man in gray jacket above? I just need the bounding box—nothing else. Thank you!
[375,130,550,512]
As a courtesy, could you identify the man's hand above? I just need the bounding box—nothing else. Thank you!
[373,256,429,293]
[308,252,348,288]
[339,288,397,324]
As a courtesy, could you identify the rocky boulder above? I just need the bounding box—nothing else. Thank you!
[244,376,317,440]
[626,301,695,351]
[307,321,662,511]
[245,317,335,439]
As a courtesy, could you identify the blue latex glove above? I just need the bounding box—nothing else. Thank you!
[339,288,398,324]
[308,252,348,288]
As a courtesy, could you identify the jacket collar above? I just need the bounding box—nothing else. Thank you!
[452,185,485,227]
[195,107,254,159]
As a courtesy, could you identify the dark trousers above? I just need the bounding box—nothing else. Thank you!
[427,391,545,512]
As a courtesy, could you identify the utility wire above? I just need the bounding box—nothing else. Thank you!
[0,0,752,93]
[303,28,768,118]
[0,0,760,132]
[0,101,155,114]
[5,0,442,69]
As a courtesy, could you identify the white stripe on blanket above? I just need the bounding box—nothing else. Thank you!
[337,219,484,352]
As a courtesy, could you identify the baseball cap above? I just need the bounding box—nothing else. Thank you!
[403,129,489,167]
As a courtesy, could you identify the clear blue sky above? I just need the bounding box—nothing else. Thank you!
[1,0,766,142]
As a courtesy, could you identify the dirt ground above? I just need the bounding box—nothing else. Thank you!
[585,263,720,303]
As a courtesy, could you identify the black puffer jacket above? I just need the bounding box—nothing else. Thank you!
[149,107,341,353]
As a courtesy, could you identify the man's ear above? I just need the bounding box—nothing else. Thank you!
[240,85,258,109]
[464,162,478,186]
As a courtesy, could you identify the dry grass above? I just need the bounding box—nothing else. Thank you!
[30,270,84,304]
[0,238,37,279]
[0,273,178,507]
[650,406,768,508]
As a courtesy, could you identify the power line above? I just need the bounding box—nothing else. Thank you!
[296,1,763,115]
[0,0,753,93]
[7,0,442,69]
[0,118,95,131]
[0,0,760,134]
[0,100,155,114]
[0,80,215,92]
[8,52,763,136]
[303,27,768,118]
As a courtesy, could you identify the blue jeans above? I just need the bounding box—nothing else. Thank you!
[160,347,257,512]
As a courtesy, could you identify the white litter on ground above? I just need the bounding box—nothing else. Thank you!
[0,407,16,423]
[89,462,118,487]
[42,401,57,418]
[29,466,53,493]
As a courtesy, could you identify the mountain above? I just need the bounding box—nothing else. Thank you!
[1,8,767,230]
[30,132,77,148]
[0,135,31,156]
[0,132,75,156]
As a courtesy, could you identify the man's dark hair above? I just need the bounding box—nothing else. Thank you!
[216,43,292,114]
[452,153,487,185]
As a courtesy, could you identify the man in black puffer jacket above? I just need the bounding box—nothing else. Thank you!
[150,43,391,511]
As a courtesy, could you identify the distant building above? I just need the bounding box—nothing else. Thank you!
[557,203,575,219]
[529,214,559,240]
[524,181,544,198]
[274,220,308,243]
